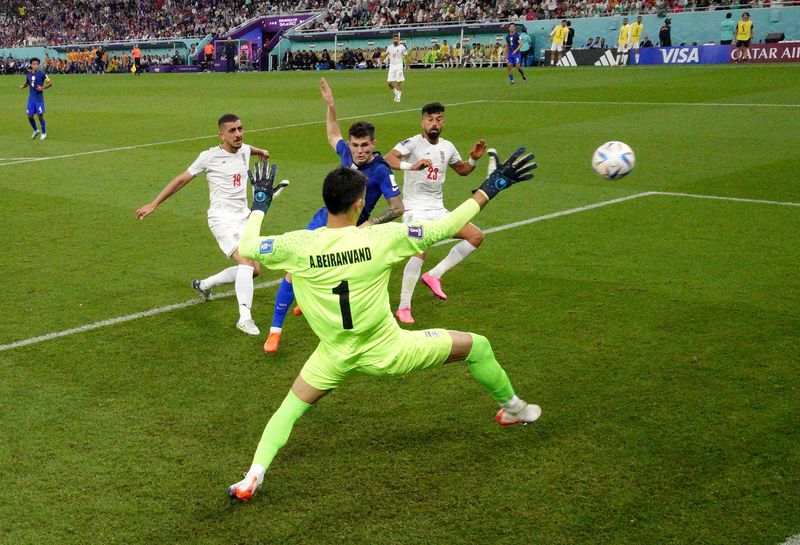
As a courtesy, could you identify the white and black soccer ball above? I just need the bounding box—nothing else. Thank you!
[592,141,635,179]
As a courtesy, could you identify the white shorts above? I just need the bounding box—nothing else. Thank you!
[209,216,247,258]
[617,43,630,53]
[403,207,449,224]
[550,43,563,52]
[387,67,405,82]
[630,42,640,50]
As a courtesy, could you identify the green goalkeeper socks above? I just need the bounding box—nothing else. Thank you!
[465,333,516,404]
[252,390,312,470]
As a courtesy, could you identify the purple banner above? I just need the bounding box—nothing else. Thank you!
[227,14,317,40]
[638,43,800,65]
[150,64,202,73]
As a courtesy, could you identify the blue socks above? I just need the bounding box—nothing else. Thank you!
[271,278,295,329]
[28,118,37,131]
[40,118,46,134]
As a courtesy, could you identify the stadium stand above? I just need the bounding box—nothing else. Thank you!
[3,0,796,48]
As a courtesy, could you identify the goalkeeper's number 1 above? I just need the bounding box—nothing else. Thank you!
[332,280,353,330]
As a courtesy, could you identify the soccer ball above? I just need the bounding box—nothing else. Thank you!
[592,141,635,179]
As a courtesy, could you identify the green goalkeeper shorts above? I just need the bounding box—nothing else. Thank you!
[300,328,453,391]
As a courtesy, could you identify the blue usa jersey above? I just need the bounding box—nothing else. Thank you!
[27,71,47,98]
[25,71,48,116]
[506,32,520,53]
[306,139,401,230]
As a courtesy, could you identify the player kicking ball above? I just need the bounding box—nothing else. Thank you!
[135,114,272,335]
[385,102,487,324]
[264,77,404,353]
[228,147,539,502]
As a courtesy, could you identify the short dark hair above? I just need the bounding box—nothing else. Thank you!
[743,11,750,16]
[217,113,240,127]
[348,121,375,140]
[393,33,399,38]
[30,57,40,63]
[323,167,367,214]
[726,12,732,17]
[421,102,445,116]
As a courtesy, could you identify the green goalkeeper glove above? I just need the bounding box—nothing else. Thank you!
[474,147,537,200]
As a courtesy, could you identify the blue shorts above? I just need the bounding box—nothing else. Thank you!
[27,97,45,116]
[507,53,522,65]
[306,207,328,230]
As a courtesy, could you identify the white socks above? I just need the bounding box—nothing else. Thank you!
[247,463,266,486]
[235,264,254,321]
[200,266,238,290]
[399,256,424,309]
[429,241,477,279]
[502,395,523,412]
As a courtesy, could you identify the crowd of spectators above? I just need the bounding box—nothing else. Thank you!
[304,0,784,31]
[2,0,793,48]
[0,0,321,47]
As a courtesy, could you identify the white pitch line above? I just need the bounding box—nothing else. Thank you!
[0,100,486,169]
[782,534,800,545]
[431,192,653,247]
[651,191,800,207]
[491,99,800,108]
[2,189,798,352]
[0,278,282,352]
[0,192,646,352]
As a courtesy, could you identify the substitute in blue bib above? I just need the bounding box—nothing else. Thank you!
[266,77,405,353]
[505,23,527,84]
[20,57,52,141]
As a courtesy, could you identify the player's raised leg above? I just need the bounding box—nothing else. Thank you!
[446,330,541,426]
[397,252,426,323]
[422,223,484,300]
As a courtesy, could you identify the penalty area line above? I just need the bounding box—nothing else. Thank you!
[2,189,798,353]
[0,191,645,353]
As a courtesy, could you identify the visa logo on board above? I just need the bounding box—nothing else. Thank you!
[660,48,700,63]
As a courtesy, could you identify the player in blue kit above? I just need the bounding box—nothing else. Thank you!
[264,78,412,353]
[20,58,52,140]
[505,23,527,84]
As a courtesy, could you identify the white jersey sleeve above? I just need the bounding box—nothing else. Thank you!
[447,141,462,165]
[187,150,210,177]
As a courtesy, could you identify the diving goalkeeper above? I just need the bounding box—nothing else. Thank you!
[228,148,540,502]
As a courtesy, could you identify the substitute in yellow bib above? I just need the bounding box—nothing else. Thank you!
[629,16,644,64]
[549,20,569,65]
[734,12,754,63]
[617,17,632,66]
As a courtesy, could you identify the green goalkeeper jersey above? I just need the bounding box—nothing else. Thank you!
[239,199,480,359]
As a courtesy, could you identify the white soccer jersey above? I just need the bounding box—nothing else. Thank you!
[385,44,407,67]
[393,134,462,211]
[187,144,252,221]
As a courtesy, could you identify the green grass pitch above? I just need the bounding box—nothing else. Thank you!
[1,64,799,545]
